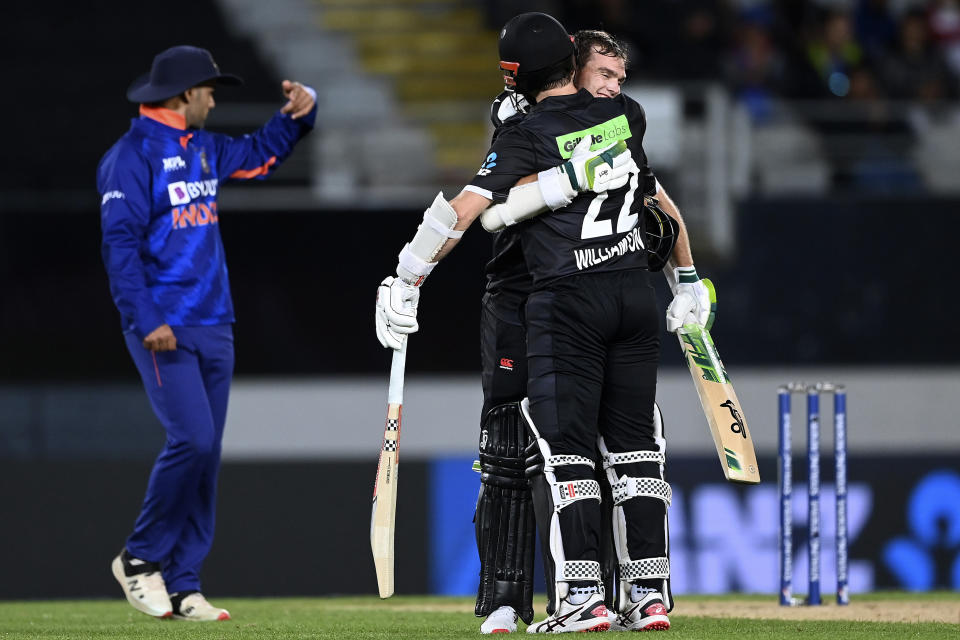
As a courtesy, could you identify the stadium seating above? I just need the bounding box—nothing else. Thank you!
[4,0,280,193]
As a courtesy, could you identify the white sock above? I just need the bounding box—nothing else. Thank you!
[568,585,598,605]
[630,583,656,603]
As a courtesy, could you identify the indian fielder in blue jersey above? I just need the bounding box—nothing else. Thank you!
[97,45,316,621]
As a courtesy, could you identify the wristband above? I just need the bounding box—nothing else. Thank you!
[537,167,577,210]
[666,264,698,294]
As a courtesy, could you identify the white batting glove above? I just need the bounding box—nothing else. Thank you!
[490,89,529,127]
[375,276,420,350]
[573,137,636,193]
[665,265,711,333]
[600,153,636,192]
[537,136,637,209]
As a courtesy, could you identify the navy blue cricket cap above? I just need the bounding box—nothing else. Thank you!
[499,12,574,75]
[126,45,243,103]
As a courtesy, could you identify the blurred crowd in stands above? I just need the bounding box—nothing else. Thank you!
[484,0,960,192]
[488,1,959,118]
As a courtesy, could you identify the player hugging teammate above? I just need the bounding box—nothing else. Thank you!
[375,12,711,634]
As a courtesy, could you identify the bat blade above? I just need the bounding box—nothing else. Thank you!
[371,342,407,598]
[677,323,760,484]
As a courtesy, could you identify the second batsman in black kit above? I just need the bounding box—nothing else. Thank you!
[473,26,693,634]
[375,11,707,634]
[470,15,677,633]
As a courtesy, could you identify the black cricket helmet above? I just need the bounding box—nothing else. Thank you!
[642,197,679,272]
[499,12,574,98]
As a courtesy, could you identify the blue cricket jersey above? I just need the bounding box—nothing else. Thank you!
[97,100,316,337]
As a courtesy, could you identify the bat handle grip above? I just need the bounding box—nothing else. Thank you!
[702,278,716,331]
[387,339,407,405]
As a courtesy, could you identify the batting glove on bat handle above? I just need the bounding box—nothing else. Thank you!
[665,267,712,333]
[375,276,420,351]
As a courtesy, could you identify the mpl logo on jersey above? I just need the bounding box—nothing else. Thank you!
[162,155,186,172]
[167,180,219,206]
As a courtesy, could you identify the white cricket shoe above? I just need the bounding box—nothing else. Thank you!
[526,593,610,633]
[111,550,173,618]
[615,592,670,631]
[481,605,519,634]
[171,592,231,621]
[606,608,627,632]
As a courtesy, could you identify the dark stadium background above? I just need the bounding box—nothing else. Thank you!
[2,0,955,381]
[1,0,958,601]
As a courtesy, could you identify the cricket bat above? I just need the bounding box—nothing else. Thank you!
[676,279,760,484]
[370,340,407,598]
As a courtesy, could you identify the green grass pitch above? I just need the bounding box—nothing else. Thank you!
[0,594,956,639]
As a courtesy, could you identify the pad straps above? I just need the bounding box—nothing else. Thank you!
[620,557,670,581]
[560,560,602,583]
[548,455,601,513]
[546,454,595,470]
[602,450,664,468]
[610,477,672,506]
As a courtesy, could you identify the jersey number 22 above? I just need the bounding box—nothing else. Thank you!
[581,171,641,239]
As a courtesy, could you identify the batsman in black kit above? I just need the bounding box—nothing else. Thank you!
[471,16,690,633]
[473,29,681,635]
[374,11,708,634]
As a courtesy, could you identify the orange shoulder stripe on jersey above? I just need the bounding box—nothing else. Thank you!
[230,156,277,179]
[139,105,187,130]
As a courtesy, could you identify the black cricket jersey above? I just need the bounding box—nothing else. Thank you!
[470,89,654,289]
[483,109,534,305]
[485,228,530,302]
